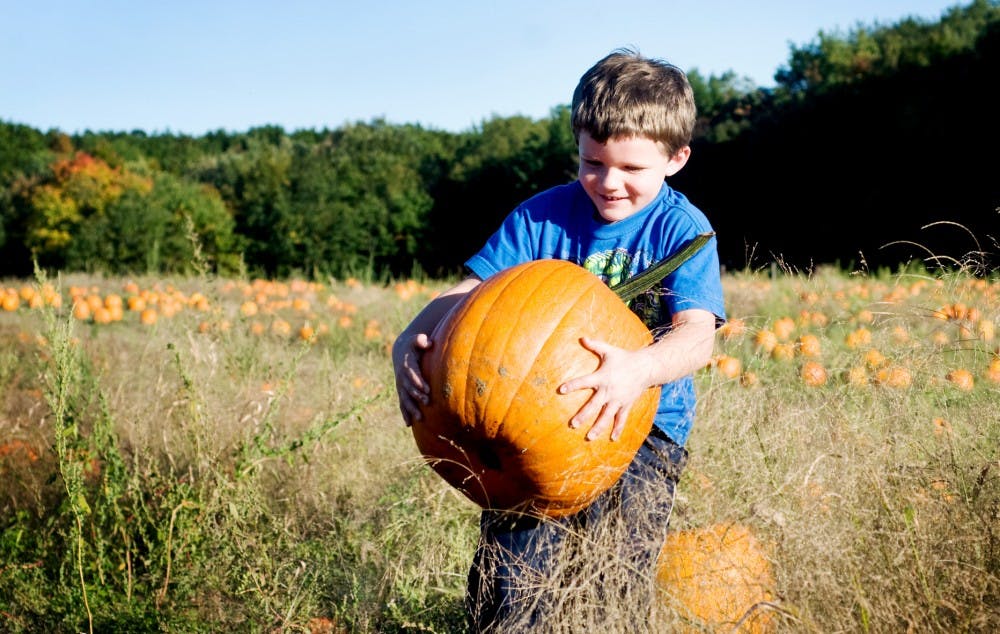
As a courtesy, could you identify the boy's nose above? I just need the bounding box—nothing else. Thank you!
[600,168,623,190]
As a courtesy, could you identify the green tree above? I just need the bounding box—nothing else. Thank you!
[0,122,53,266]
[423,112,577,273]
[291,121,441,277]
[14,152,154,270]
[68,169,240,274]
[775,0,999,92]
[0,121,50,183]
[687,69,756,120]
[193,136,296,275]
[3,150,238,274]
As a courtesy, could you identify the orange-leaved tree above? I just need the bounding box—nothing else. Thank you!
[8,151,239,274]
[19,152,152,267]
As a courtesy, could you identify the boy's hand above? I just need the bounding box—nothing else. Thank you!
[389,275,483,428]
[558,336,650,442]
[393,333,433,426]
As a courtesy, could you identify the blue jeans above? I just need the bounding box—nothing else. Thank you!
[465,428,687,632]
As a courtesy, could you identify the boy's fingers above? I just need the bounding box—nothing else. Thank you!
[403,367,425,393]
[609,406,630,441]
[399,394,423,425]
[398,403,411,426]
[401,349,431,395]
[569,396,599,429]
[559,375,595,396]
[396,363,430,426]
[585,406,614,441]
[579,336,610,355]
[409,384,429,403]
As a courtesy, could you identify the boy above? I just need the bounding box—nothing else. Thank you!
[393,48,725,631]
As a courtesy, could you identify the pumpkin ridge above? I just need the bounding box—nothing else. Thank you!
[489,262,595,444]
[442,262,584,510]
[451,271,515,431]
[501,266,602,449]
[459,261,542,435]
[505,271,653,506]
[431,278,491,429]
[505,262,654,453]
[468,263,538,439]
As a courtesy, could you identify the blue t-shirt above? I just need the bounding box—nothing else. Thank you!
[465,180,725,446]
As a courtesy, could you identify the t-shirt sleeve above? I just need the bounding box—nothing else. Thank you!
[464,205,535,279]
[661,232,726,325]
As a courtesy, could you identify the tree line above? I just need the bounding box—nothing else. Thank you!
[1,0,996,279]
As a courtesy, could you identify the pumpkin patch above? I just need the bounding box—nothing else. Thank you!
[0,264,996,631]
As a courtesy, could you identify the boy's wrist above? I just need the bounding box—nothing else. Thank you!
[639,344,667,389]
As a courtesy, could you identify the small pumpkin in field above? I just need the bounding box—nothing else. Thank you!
[874,364,913,389]
[713,354,742,379]
[1,291,20,312]
[986,357,1000,384]
[658,523,776,633]
[799,360,828,387]
[946,368,975,391]
[415,259,660,518]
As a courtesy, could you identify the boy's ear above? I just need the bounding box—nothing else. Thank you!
[664,146,691,177]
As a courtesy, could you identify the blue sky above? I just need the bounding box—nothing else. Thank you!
[2,0,970,135]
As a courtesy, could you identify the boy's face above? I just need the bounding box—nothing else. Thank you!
[578,132,690,223]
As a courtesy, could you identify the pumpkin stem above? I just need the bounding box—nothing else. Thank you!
[609,232,715,303]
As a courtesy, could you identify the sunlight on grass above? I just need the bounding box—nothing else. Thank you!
[0,262,997,632]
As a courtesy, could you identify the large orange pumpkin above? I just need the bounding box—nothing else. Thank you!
[658,523,776,633]
[414,259,660,518]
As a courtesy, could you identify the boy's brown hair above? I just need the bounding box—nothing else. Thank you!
[571,48,696,158]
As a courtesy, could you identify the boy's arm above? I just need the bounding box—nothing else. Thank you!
[392,276,481,425]
[560,307,717,441]
[642,307,718,385]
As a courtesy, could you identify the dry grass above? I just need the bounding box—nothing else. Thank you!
[0,264,997,632]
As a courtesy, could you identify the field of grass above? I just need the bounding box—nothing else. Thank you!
[0,264,997,633]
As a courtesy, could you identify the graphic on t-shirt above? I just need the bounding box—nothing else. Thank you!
[582,249,632,286]
[582,249,664,327]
